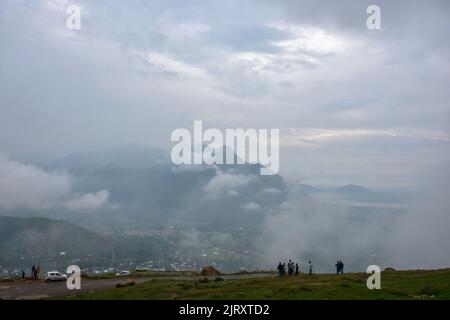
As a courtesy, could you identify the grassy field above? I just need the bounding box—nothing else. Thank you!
[60,269,450,300]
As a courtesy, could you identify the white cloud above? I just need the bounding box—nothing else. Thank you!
[0,155,71,210]
[203,174,252,198]
[269,23,354,54]
[262,187,282,194]
[164,22,211,40]
[65,190,109,211]
[285,128,397,144]
[242,202,260,210]
[222,23,363,80]
[0,155,108,212]
[132,50,208,79]
[44,0,72,12]
[281,128,450,147]
[1,0,449,190]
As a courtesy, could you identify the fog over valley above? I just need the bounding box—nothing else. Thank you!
[0,0,449,277]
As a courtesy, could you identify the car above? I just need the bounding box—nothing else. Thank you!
[45,271,68,282]
[115,270,131,277]
[135,266,149,272]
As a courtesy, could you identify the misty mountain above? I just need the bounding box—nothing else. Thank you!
[0,215,197,271]
[335,184,402,203]
[0,216,113,269]
[336,184,369,194]
[41,145,288,229]
[299,184,322,194]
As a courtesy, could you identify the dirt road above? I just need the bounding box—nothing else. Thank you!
[0,273,272,300]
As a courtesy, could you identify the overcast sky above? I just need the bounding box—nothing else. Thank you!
[1,0,449,188]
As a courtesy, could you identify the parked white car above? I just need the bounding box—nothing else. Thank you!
[115,270,131,277]
[45,271,68,282]
[135,266,149,272]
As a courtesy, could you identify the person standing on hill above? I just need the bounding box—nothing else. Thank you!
[288,260,293,276]
[308,261,313,276]
[277,262,283,277]
[295,263,299,276]
[31,265,36,280]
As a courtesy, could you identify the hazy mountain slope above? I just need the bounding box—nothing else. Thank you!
[0,216,113,268]
[335,184,402,203]
[40,146,288,228]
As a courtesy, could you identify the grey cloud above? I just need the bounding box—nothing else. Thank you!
[0,0,449,191]
[259,160,450,271]
[65,189,110,211]
[0,155,71,210]
[0,155,109,212]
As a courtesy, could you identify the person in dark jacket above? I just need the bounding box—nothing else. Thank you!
[277,262,283,277]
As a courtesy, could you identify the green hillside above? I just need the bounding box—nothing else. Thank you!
[0,216,113,268]
[63,269,450,300]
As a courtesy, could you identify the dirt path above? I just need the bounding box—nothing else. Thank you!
[0,273,272,300]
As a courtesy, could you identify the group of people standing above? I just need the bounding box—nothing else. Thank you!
[280,259,299,276]
[335,260,344,274]
[29,265,41,280]
[277,260,314,277]
[277,260,344,277]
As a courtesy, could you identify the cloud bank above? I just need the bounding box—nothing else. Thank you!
[0,155,109,212]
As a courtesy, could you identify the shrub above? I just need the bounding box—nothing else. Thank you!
[198,278,209,284]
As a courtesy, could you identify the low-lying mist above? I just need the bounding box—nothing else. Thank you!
[257,161,450,272]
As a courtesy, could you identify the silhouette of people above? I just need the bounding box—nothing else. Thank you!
[288,259,293,276]
[22,270,25,280]
[31,265,36,280]
[277,262,283,277]
[276,258,346,277]
[335,260,344,274]
[36,265,40,280]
